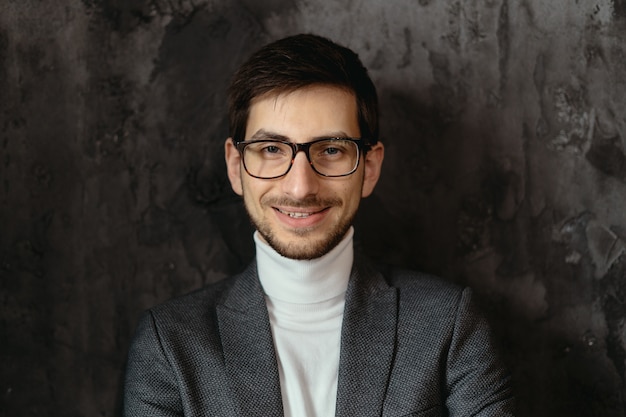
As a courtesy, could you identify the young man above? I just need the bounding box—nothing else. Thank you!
[124,34,515,417]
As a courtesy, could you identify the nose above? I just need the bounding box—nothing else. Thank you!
[281,151,320,199]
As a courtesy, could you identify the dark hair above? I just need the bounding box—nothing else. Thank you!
[228,34,379,144]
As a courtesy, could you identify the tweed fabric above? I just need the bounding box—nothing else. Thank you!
[123,254,515,416]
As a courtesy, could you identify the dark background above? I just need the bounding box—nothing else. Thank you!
[1,0,625,416]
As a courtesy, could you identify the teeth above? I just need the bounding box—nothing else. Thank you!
[278,209,312,218]
[289,212,310,218]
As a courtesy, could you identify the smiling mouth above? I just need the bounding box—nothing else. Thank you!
[275,207,326,218]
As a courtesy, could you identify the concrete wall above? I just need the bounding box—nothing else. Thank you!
[1,0,625,415]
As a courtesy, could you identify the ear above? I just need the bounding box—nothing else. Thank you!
[361,141,384,198]
[224,138,243,196]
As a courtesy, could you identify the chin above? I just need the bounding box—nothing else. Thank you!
[264,230,348,261]
[249,208,355,260]
[277,245,328,261]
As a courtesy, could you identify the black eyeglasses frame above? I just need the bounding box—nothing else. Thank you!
[235,137,372,180]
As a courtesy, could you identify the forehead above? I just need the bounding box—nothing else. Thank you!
[245,86,360,141]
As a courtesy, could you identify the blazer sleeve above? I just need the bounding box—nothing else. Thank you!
[123,310,184,417]
[445,287,516,416]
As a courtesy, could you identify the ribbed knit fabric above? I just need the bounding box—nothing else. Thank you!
[254,228,353,417]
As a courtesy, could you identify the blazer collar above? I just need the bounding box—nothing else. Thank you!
[335,254,399,417]
[216,256,398,417]
[216,261,284,417]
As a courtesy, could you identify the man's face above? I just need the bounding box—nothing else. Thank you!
[225,85,384,260]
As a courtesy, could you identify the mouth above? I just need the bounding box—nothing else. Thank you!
[274,207,327,218]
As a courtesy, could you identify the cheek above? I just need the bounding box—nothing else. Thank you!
[232,176,243,195]
[360,169,375,197]
[242,179,268,209]
[339,180,364,209]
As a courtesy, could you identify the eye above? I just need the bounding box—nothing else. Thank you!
[322,146,342,155]
[315,140,350,158]
[246,141,288,155]
[248,141,290,160]
[263,145,281,154]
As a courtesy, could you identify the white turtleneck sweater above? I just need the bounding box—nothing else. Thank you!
[254,228,354,417]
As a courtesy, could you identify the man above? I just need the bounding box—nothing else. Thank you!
[124,34,515,417]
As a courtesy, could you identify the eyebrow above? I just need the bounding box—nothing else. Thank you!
[249,129,289,141]
[248,129,354,142]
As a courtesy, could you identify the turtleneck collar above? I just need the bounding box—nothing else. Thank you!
[254,227,354,304]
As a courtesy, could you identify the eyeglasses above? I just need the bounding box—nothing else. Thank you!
[235,137,371,179]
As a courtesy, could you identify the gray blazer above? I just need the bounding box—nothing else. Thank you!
[123,255,515,416]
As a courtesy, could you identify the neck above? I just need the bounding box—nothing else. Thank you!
[254,227,354,304]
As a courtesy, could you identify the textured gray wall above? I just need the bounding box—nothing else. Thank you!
[1,1,625,416]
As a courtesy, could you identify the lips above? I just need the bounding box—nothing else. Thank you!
[262,196,340,230]
[275,207,326,218]
[272,205,331,229]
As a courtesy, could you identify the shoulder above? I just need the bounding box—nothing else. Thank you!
[362,257,467,308]
[144,263,257,330]
[381,263,460,292]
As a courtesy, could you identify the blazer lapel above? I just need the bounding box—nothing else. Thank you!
[335,256,398,417]
[216,263,284,417]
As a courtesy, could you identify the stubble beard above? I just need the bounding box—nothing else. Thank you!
[246,195,356,260]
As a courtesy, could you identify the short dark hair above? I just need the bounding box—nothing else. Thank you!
[228,34,379,144]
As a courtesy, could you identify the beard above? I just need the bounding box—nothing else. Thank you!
[246,195,356,260]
